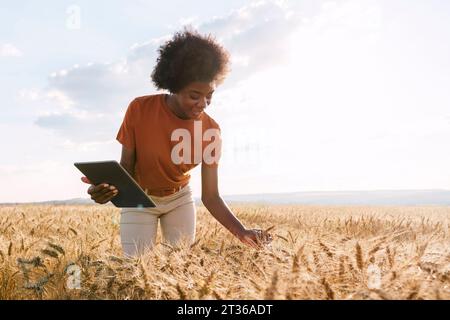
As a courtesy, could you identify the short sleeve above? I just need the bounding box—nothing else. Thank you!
[202,123,222,168]
[116,98,139,150]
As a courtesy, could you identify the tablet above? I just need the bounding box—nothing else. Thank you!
[74,160,156,208]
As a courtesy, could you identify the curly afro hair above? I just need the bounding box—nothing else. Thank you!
[151,26,231,93]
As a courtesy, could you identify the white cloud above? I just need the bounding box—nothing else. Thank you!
[0,43,23,57]
[197,0,309,86]
[28,0,317,145]
[34,111,118,143]
[178,16,200,28]
[20,88,74,108]
[18,88,40,101]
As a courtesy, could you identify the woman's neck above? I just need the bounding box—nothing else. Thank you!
[166,94,189,120]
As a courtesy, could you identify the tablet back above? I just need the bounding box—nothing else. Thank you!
[74,160,156,208]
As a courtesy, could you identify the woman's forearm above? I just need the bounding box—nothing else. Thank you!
[202,195,246,236]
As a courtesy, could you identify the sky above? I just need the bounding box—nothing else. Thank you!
[1,0,450,202]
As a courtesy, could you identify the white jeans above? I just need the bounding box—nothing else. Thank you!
[120,184,196,257]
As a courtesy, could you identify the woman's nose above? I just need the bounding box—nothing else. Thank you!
[198,97,208,108]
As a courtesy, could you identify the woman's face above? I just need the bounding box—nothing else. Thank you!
[174,81,215,120]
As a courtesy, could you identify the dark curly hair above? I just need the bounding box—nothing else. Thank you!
[151,26,231,93]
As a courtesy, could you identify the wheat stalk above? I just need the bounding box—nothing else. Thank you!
[264,271,278,300]
[355,242,364,271]
[139,259,151,294]
[212,290,223,300]
[319,241,333,258]
[198,271,215,299]
[8,241,13,256]
[406,285,420,300]
[176,283,187,299]
[339,256,346,279]
[321,277,335,300]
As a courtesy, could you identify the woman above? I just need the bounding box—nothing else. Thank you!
[81,28,272,256]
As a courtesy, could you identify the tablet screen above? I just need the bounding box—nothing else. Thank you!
[74,160,156,208]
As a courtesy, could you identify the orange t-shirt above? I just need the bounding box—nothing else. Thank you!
[116,93,222,193]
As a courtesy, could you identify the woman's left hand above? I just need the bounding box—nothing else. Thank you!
[236,228,273,249]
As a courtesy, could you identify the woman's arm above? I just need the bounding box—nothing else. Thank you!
[120,145,136,178]
[201,163,262,249]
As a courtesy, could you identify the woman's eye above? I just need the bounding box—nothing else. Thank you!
[190,95,212,102]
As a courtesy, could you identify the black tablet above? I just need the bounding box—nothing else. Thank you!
[74,160,156,208]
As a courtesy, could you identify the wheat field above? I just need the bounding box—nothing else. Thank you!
[0,204,449,300]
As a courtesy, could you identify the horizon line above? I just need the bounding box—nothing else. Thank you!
[1,188,450,205]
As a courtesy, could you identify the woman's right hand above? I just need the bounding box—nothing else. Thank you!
[81,176,119,204]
